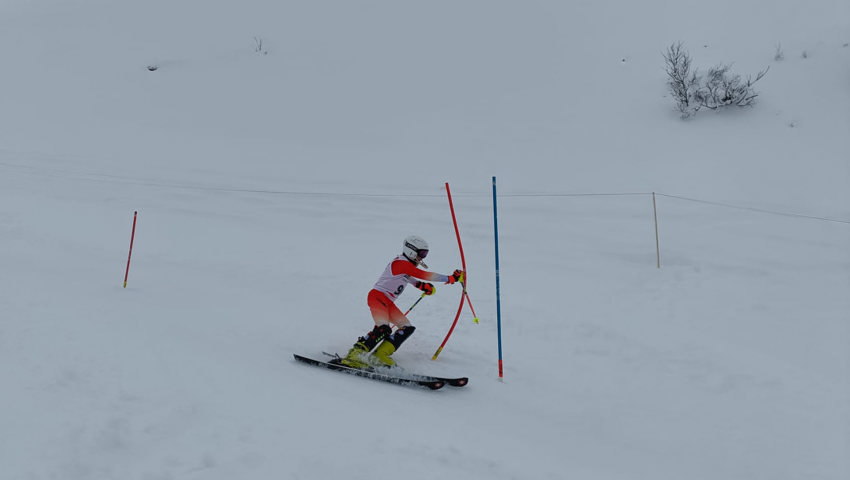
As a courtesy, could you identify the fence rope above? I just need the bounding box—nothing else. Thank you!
[1,160,847,225]
[656,193,850,225]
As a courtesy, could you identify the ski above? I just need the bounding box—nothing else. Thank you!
[293,354,445,390]
[319,352,468,387]
[393,370,469,387]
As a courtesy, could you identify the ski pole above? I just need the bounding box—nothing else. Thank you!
[462,284,479,323]
[404,292,426,316]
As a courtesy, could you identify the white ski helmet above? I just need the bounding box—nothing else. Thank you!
[402,235,429,263]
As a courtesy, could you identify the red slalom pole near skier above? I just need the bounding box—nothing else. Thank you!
[432,183,476,360]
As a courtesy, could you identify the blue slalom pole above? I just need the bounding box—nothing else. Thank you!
[492,176,504,379]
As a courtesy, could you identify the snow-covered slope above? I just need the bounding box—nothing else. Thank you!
[1,1,848,479]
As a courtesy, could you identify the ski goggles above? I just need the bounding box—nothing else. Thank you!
[416,249,429,259]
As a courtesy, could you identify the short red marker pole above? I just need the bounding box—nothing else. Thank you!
[123,211,137,288]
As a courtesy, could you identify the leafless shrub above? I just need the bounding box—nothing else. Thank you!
[664,42,701,117]
[774,43,784,61]
[254,36,268,55]
[694,64,768,109]
[664,42,768,118]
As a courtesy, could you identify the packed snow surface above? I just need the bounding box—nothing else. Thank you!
[1,1,848,479]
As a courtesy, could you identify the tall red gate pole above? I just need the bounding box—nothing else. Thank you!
[433,183,468,360]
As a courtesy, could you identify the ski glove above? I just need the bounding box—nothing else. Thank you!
[446,269,465,285]
[416,281,435,295]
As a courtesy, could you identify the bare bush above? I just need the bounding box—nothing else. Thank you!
[774,43,784,61]
[664,42,768,118]
[695,64,768,109]
[254,36,268,55]
[664,42,700,117]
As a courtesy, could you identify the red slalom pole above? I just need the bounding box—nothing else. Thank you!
[433,183,468,360]
[123,211,137,288]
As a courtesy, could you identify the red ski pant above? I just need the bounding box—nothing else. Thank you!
[367,289,411,328]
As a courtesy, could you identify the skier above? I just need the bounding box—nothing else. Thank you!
[339,235,464,368]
